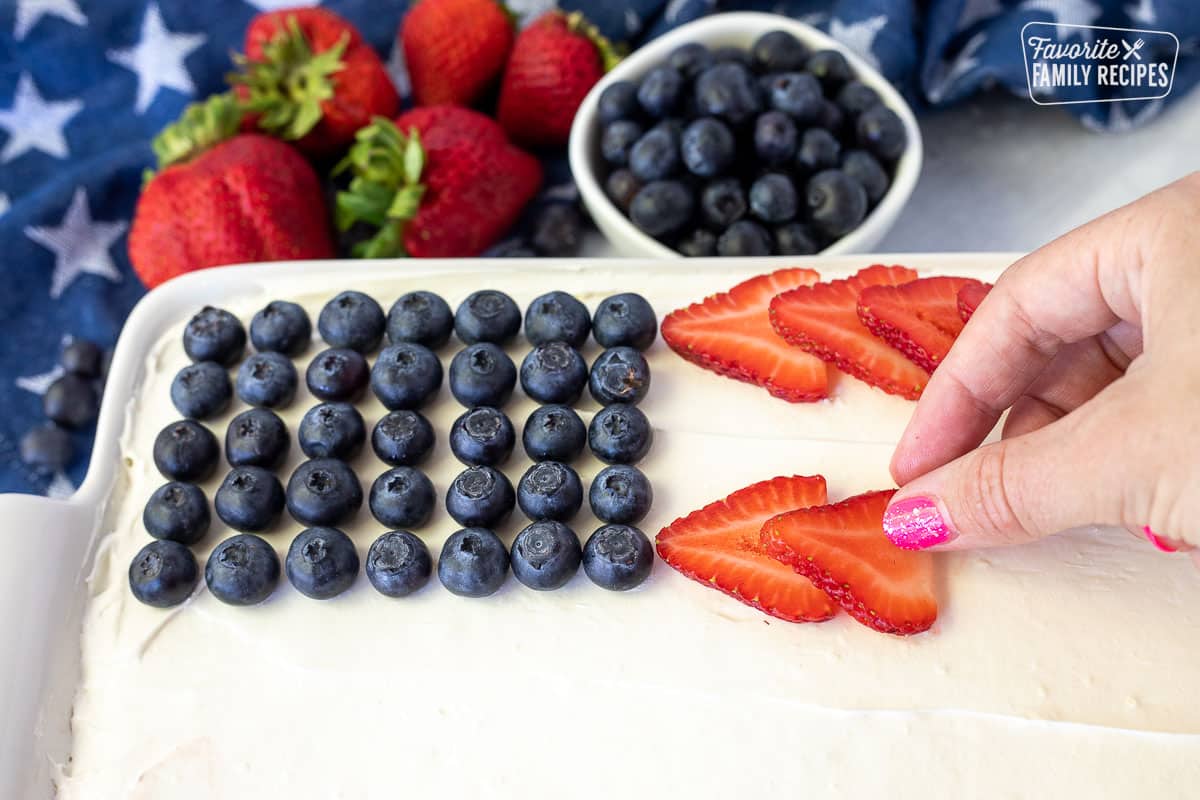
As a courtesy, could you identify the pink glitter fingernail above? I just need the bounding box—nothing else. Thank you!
[883,496,955,550]
[1143,526,1178,553]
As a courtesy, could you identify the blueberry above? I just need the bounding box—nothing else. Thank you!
[225,408,288,470]
[805,49,854,90]
[588,403,653,464]
[711,46,753,67]
[589,465,653,524]
[628,127,680,183]
[629,181,694,239]
[236,352,298,409]
[842,149,890,204]
[438,528,509,598]
[582,524,653,591]
[170,361,231,419]
[372,410,435,466]
[286,527,359,600]
[524,291,591,348]
[764,72,822,122]
[306,347,368,402]
[816,98,846,135]
[129,540,198,608]
[250,300,311,356]
[19,424,72,471]
[637,65,684,118]
[205,533,280,606]
[215,466,286,532]
[667,42,715,79]
[455,290,521,345]
[511,521,581,590]
[483,239,538,258]
[450,406,515,466]
[795,127,841,174]
[517,461,583,522]
[153,420,219,482]
[694,62,761,125]
[752,30,809,72]
[753,111,798,165]
[183,306,245,366]
[318,290,385,353]
[523,405,586,463]
[520,342,588,405]
[749,173,798,223]
[676,227,718,257]
[857,103,907,162]
[597,80,640,124]
[806,169,869,238]
[589,347,651,406]
[369,466,435,528]
[531,203,584,258]
[143,481,210,545]
[717,220,773,256]
[60,338,103,377]
[298,402,365,460]
[371,343,443,410]
[286,458,363,527]
[591,293,656,350]
[775,222,821,255]
[700,178,747,229]
[601,120,644,167]
[445,466,514,528]
[366,531,432,597]
[448,343,516,407]
[836,80,881,117]
[43,374,97,429]
[387,291,453,349]
[681,117,735,178]
[605,168,641,213]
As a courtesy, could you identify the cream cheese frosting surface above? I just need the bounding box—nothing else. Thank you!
[58,266,1200,798]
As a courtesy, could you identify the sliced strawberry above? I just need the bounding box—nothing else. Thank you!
[768,265,929,399]
[957,280,992,323]
[657,475,837,623]
[857,276,985,373]
[761,490,937,636]
[662,268,829,403]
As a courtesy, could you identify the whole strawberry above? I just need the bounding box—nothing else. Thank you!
[334,108,541,258]
[497,11,619,149]
[231,7,399,158]
[401,0,514,107]
[129,94,334,289]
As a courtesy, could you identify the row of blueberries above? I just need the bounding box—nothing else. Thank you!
[130,519,654,608]
[19,338,109,473]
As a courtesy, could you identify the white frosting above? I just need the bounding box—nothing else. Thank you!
[58,267,1200,798]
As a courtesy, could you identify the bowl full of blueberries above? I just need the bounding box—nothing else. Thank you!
[568,12,922,258]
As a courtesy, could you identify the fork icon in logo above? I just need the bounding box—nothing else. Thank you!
[1122,38,1146,60]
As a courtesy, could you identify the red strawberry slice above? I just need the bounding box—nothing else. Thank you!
[761,490,937,636]
[661,268,829,402]
[957,280,992,323]
[857,276,985,373]
[657,475,837,623]
[769,265,928,400]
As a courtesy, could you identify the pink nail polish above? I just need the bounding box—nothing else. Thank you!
[883,496,955,550]
[1143,526,1178,553]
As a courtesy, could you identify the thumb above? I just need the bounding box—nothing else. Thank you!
[882,391,1139,551]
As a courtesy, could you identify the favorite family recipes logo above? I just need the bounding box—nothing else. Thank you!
[1021,22,1178,105]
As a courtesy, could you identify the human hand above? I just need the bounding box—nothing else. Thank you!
[882,172,1200,570]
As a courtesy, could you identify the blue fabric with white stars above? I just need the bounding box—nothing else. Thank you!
[1,0,1197,495]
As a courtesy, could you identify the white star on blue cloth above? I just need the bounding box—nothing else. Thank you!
[242,0,321,11]
[106,3,206,113]
[957,0,1006,31]
[13,0,87,40]
[0,193,9,217]
[1020,0,1103,34]
[0,73,83,163]
[45,471,76,499]
[828,15,888,71]
[665,0,716,25]
[385,42,411,101]
[927,31,988,103]
[25,188,126,299]
[1081,98,1163,133]
[15,363,64,395]
[1125,0,1156,25]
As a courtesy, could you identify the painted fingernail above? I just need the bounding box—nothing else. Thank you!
[1143,526,1178,553]
[883,496,955,550]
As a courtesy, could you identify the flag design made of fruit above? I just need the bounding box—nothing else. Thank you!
[333,107,541,258]
[128,94,334,289]
[231,7,399,157]
[401,0,515,107]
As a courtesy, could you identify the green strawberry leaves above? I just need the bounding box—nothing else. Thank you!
[148,93,244,179]
[333,117,427,258]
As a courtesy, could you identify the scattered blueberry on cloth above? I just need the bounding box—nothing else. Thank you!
[1,0,1196,495]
